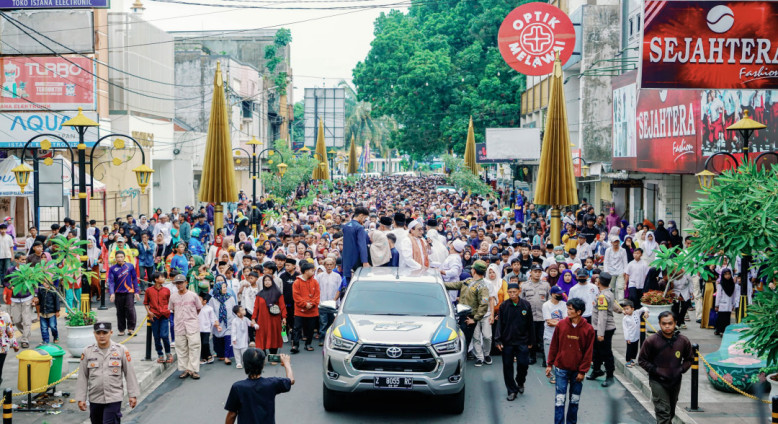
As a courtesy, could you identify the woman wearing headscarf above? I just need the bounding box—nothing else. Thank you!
[714,268,740,336]
[700,263,717,329]
[557,269,577,296]
[642,231,659,264]
[186,255,208,294]
[86,236,102,302]
[668,227,683,249]
[605,207,620,231]
[252,274,287,354]
[209,280,236,364]
[618,219,629,241]
[622,236,636,263]
[545,264,561,287]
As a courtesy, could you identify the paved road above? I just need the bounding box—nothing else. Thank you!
[124,344,654,424]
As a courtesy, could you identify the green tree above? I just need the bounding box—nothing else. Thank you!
[261,139,316,199]
[292,101,305,143]
[340,81,396,156]
[353,0,527,160]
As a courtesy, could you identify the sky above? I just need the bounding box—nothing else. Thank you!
[139,0,409,101]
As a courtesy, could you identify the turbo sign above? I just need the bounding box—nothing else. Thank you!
[642,1,778,89]
[498,2,575,76]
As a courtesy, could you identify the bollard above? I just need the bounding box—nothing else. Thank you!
[80,293,90,314]
[685,344,703,412]
[144,319,152,361]
[3,388,11,424]
[772,396,778,424]
[639,316,646,348]
[99,276,107,310]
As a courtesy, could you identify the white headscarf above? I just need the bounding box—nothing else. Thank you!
[86,236,101,266]
[484,263,503,294]
[642,231,659,255]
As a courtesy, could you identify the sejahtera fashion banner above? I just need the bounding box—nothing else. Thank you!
[642,1,778,89]
[612,72,778,173]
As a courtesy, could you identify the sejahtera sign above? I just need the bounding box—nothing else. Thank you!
[0,0,109,9]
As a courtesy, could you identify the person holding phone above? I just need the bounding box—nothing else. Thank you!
[225,349,294,424]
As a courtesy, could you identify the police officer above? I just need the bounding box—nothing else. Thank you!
[444,260,491,354]
[520,264,550,366]
[587,272,623,387]
[76,321,141,423]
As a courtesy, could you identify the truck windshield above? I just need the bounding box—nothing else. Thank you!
[342,281,450,316]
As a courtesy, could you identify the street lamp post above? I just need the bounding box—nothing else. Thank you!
[233,137,263,237]
[16,109,154,297]
[694,110,777,323]
[327,149,337,180]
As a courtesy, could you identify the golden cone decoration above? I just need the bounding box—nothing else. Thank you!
[312,119,330,180]
[534,55,578,207]
[463,116,479,175]
[198,62,238,225]
[348,134,358,175]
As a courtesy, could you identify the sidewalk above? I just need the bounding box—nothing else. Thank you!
[2,301,174,424]
[611,307,771,424]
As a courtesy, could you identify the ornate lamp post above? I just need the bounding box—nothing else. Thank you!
[16,108,153,295]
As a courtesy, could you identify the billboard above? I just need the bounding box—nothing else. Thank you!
[0,111,100,148]
[497,2,576,76]
[476,143,511,164]
[485,128,541,160]
[642,1,778,89]
[0,11,95,55]
[611,86,778,173]
[0,0,109,8]
[0,56,96,111]
[303,88,345,148]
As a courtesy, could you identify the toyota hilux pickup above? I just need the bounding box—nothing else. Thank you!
[321,267,469,414]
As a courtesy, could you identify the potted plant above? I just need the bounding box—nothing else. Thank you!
[7,237,97,357]
[742,288,778,398]
[640,289,675,333]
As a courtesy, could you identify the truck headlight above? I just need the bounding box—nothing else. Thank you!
[433,339,460,354]
[329,333,356,352]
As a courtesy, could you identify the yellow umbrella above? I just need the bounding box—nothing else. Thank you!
[312,119,330,180]
[198,62,238,230]
[463,116,479,175]
[534,54,578,245]
[348,134,358,174]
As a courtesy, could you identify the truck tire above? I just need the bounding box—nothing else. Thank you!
[443,386,465,414]
[323,383,345,412]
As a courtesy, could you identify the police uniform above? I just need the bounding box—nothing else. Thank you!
[519,274,550,364]
[75,322,140,424]
[589,282,623,385]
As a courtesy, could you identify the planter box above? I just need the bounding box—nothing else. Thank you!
[65,325,94,358]
[642,304,672,333]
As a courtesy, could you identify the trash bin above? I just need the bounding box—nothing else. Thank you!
[37,344,66,385]
[17,349,52,393]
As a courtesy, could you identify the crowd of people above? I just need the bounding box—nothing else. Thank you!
[2,174,776,423]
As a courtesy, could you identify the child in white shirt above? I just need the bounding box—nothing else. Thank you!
[620,299,648,367]
[198,292,219,364]
[230,305,258,369]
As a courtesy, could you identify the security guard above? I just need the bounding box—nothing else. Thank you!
[444,260,491,355]
[76,321,141,424]
[587,272,623,387]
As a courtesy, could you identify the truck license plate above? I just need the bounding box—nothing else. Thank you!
[374,376,413,389]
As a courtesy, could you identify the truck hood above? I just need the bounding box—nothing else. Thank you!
[348,314,447,345]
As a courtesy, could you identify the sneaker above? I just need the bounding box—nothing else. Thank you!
[625,360,635,368]
[484,356,493,365]
[549,376,556,384]
[236,364,243,369]
[475,359,484,367]
[200,359,208,365]
[206,357,215,364]
[680,324,688,329]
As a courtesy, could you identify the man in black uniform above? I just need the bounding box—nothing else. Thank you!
[494,282,535,401]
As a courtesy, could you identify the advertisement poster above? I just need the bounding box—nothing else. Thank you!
[0,56,96,111]
[613,83,637,159]
[0,0,108,8]
[0,111,99,147]
[634,89,701,173]
[642,1,778,89]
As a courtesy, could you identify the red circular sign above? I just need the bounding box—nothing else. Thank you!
[498,2,576,76]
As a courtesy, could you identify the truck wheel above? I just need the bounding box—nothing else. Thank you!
[443,386,465,414]
[323,383,345,412]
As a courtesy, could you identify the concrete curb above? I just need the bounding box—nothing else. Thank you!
[614,354,697,424]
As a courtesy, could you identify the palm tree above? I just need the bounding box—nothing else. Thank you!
[339,80,396,153]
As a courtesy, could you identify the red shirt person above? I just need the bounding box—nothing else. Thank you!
[290,262,320,353]
[144,272,172,362]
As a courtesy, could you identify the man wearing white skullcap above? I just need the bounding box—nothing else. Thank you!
[398,220,429,272]
[439,239,465,302]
